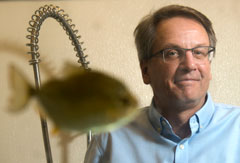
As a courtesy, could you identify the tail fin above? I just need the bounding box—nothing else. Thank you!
[8,64,35,112]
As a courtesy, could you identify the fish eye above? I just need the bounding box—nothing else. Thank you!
[121,97,130,106]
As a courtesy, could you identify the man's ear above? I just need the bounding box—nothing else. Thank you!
[140,60,150,84]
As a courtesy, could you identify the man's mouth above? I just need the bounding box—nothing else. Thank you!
[174,78,200,84]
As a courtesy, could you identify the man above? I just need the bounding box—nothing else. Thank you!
[84,5,240,163]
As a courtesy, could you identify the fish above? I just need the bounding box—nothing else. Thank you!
[8,63,139,134]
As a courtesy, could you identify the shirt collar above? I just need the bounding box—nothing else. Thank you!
[195,93,215,132]
[148,93,215,136]
[148,100,162,133]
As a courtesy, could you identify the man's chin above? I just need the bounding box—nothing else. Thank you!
[175,92,206,108]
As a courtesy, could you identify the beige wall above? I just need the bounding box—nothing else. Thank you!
[0,0,240,162]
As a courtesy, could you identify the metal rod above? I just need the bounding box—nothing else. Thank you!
[31,60,53,163]
[40,117,53,163]
[87,130,92,147]
[26,4,91,162]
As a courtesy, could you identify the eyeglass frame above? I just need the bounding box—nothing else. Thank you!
[149,46,216,63]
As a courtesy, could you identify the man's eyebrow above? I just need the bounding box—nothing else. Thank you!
[161,43,210,49]
[153,44,180,54]
[160,44,181,49]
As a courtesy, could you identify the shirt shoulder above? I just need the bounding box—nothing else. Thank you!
[84,107,156,163]
[214,103,240,110]
[211,103,240,123]
[214,103,240,114]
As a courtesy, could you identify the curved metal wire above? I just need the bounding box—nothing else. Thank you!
[26,4,91,163]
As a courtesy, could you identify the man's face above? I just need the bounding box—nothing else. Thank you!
[141,17,212,109]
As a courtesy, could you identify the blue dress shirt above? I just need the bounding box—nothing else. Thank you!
[84,94,240,163]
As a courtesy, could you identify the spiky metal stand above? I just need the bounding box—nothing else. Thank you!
[26,4,91,163]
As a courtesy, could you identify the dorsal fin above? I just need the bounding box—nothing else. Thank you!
[62,62,85,78]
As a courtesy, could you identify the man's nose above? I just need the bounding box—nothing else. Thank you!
[180,50,197,71]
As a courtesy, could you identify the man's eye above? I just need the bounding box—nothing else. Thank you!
[194,50,205,55]
[165,50,179,57]
[193,50,209,59]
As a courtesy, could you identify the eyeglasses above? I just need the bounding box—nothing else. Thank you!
[150,46,215,64]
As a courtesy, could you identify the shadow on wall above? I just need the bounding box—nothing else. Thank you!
[58,132,83,163]
[0,40,82,163]
[0,40,55,78]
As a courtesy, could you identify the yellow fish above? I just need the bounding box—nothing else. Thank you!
[8,63,138,133]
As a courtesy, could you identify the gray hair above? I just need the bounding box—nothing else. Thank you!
[134,5,217,62]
